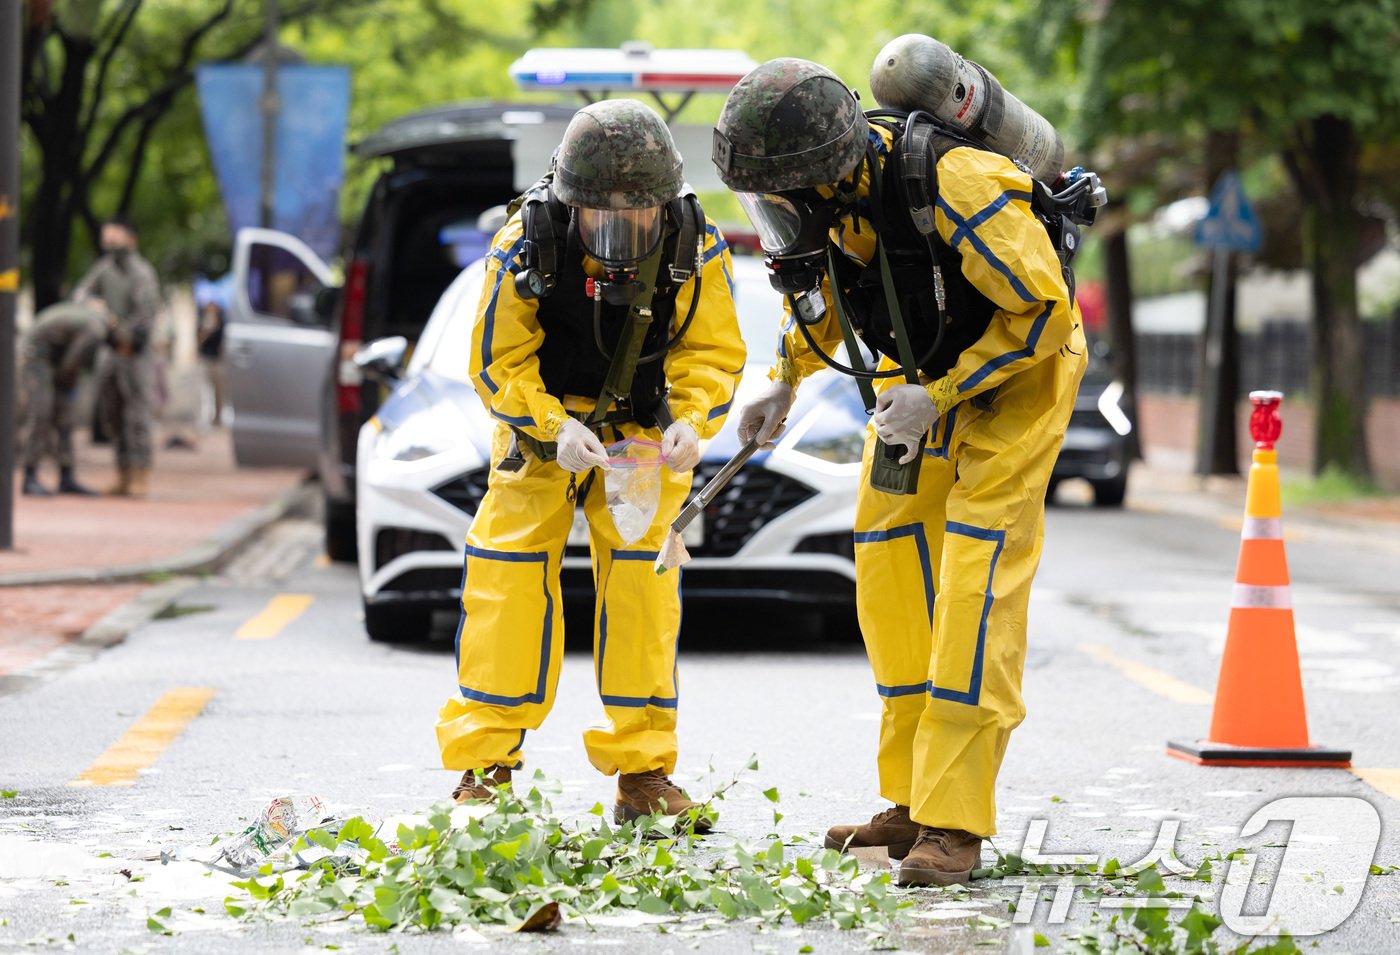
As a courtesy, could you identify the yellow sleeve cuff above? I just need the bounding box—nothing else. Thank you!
[769,357,802,388]
[927,377,960,415]
[676,409,705,434]
[539,408,568,440]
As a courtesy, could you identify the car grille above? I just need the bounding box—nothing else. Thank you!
[434,463,817,559]
[432,469,493,516]
[673,463,817,559]
[374,527,458,571]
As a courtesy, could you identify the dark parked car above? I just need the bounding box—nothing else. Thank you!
[225,102,579,560]
[1050,347,1134,507]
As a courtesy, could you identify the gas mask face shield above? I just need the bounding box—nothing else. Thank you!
[576,206,663,271]
[737,190,835,311]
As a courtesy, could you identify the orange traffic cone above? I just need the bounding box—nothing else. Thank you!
[1167,391,1351,768]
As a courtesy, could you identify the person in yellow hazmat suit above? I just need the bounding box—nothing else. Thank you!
[436,99,745,831]
[714,59,1089,884]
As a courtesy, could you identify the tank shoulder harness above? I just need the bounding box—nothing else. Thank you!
[867,109,1106,298]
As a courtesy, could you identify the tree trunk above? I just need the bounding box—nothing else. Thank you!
[1303,115,1369,479]
[1104,226,1141,458]
[26,33,96,310]
[1197,130,1240,475]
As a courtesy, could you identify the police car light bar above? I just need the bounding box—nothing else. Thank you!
[510,43,756,94]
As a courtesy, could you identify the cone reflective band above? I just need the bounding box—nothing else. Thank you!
[1167,391,1351,768]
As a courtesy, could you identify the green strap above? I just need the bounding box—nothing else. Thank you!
[588,248,665,427]
[826,245,879,412]
[877,239,921,385]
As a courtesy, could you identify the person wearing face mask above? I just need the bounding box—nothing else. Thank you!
[715,58,1090,885]
[434,100,744,828]
[72,215,162,497]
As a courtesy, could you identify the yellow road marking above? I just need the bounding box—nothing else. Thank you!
[1352,768,1400,802]
[69,688,216,787]
[235,594,314,640]
[1078,643,1214,705]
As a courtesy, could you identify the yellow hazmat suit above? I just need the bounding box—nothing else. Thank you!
[774,128,1086,837]
[436,214,745,778]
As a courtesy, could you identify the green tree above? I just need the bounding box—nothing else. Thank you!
[20,0,362,307]
[1078,0,1400,479]
[18,0,571,302]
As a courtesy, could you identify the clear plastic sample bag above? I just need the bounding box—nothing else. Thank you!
[603,437,664,546]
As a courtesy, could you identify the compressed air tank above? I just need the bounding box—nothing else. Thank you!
[870,33,1064,183]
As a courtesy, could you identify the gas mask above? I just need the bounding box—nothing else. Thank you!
[576,205,663,305]
[736,189,835,323]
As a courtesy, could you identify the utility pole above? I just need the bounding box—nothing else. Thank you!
[258,0,281,229]
[1,0,23,550]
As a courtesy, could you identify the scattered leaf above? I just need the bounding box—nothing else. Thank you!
[514,901,561,932]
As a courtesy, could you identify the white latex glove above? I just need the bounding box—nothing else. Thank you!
[555,418,610,473]
[661,421,700,473]
[872,384,937,464]
[736,381,796,450]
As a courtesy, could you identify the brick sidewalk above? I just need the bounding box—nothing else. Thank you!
[1,429,306,678]
[3,429,304,581]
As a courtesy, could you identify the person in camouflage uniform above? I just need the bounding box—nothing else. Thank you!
[18,301,108,496]
[72,216,161,497]
[435,100,745,828]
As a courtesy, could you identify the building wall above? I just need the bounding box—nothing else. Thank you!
[1138,393,1400,490]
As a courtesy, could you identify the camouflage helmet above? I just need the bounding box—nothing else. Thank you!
[552,99,684,210]
[712,58,865,193]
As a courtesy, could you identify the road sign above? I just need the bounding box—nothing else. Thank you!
[1195,170,1262,254]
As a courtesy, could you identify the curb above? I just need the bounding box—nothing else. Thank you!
[1126,474,1400,556]
[0,578,200,696]
[0,480,317,588]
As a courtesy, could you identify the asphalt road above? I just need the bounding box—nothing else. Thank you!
[2,489,1398,954]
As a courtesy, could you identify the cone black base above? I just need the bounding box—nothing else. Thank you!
[1167,739,1351,768]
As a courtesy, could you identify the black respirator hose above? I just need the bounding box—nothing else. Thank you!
[638,266,700,365]
[788,293,903,381]
[589,266,703,365]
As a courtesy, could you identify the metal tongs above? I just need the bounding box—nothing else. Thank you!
[653,438,761,573]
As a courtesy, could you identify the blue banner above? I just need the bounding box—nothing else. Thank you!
[196,64,351,261]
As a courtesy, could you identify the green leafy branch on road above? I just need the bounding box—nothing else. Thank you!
[224,766,909,943]
[1054,866,1301,955]
[976,851,1301,955]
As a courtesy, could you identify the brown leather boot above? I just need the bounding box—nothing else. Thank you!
[106,468,131,497]
[615,770,712,833]
[824,805,920,860]
[451,765,512,804]
[896,826,983,886]
[126,468,150,498]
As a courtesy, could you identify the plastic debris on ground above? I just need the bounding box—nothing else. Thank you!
[159,795,387,876]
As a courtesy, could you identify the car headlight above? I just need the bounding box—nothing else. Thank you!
[783,392,869,470]
[792,427,866,465]
[1097,380,1134,437]
[374,417,453,462]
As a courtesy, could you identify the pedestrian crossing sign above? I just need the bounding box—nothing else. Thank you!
[1195,171,1262,254]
